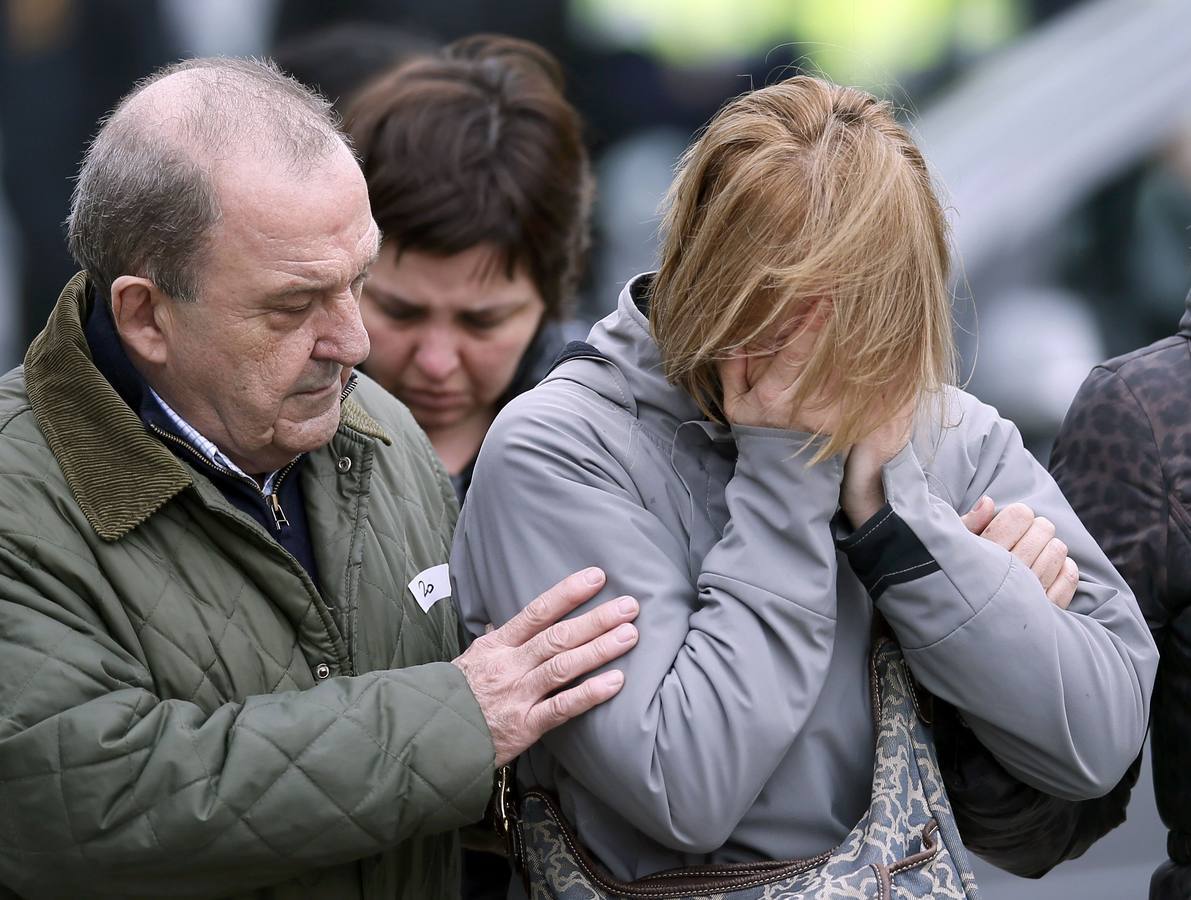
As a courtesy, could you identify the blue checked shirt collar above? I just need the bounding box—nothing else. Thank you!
[147,388,286,494]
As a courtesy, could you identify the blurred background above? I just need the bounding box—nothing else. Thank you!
[0,1,1184,896]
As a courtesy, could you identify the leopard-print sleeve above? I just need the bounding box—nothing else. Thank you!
[1051,364,1170,637]
[1052,349,1191,851]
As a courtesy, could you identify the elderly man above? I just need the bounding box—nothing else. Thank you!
[0,58,639,899]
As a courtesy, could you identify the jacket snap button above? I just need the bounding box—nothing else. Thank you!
[336,457,352,473]
[314,662,331,680]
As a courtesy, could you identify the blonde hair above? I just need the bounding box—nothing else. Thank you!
[650,75,955,460]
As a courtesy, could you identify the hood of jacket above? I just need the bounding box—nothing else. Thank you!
[554,273,704,430]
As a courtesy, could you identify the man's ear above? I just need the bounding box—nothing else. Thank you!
[110,275,172,365]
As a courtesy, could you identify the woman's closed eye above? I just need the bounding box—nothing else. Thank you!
[460,309,514,331]
[373,298,426,323]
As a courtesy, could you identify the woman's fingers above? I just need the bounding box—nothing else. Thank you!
[979,503,1035,551]
[1045,558,1079,609]
[717,351,798,428]
[1010,516,1056,569]
[766,333,810,387]
[718,355,749,405]
[960,496,996,534]
[969,502,1078,611]
[1031,537,1068,590]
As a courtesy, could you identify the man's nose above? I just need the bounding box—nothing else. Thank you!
[413,329,461,381]
[315,294,370,369]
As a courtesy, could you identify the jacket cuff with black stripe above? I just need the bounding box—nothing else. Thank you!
[835,502,940,600]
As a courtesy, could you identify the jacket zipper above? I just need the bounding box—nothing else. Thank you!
[148,377,358,532]
[266,459,300,529]
[148,425,287,526]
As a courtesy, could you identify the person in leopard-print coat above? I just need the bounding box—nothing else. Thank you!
[1050,291,1191,900]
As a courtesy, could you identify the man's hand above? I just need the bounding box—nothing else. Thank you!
[453,567,640,766]
[961,497,1079,608]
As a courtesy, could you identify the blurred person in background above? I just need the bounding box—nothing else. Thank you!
[346,35,593,502]
[1050,290,1191,900]
[452,75,1156,893]
[271,20,438,118]
[0,0,177,349]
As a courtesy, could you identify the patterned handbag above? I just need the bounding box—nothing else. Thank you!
[494,637,981,899]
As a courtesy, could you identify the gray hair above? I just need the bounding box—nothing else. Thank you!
[67,56,348,304]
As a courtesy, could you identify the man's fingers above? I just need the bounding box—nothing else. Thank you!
[522,595,639,665]
[525,670,626,739]
[1045,558,1079,609]
[496,568,606,646]
[1031,538,1067,589]
[980,503,1035,550]
[960,496,995,534]
[1010,516,1056,569]
[529,621,639,695]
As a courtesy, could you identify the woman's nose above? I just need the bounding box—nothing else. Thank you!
[414,330,461,380]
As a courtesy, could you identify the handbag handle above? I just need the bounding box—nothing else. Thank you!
[493,762,526,869]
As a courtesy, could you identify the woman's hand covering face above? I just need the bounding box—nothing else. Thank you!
[717,318,842,434]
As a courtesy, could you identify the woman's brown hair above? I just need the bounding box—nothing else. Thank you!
[650,75,956,459]
[346,34,593,318]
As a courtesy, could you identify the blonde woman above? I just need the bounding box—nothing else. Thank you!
[451,77,1156,885]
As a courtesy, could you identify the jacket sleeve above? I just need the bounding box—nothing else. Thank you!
[841,394,1157,801]
[933,701,1142,877]
[1051,364,1191,853]
[0,538,494,897]
[1050,365,1172,649]
[451,394,844,854]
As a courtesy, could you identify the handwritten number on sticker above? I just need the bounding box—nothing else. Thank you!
[408,564,450,613]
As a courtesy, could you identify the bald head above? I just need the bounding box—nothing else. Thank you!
[68,57,350,304]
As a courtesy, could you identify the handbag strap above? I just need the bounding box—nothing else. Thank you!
[493,762,525,869]
[872,610,933,726]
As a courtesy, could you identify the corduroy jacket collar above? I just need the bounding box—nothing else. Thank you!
[24,273,391,542]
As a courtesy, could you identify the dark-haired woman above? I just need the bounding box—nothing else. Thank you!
[347,35,592,501]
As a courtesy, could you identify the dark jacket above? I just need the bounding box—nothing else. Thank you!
[0,274,495,899]
[449,318,589,502]
[1051,291,1191,899]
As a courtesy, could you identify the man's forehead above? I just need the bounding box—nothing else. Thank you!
[214,146,369,232]
[215,144,356,207]
[202,151,377,291]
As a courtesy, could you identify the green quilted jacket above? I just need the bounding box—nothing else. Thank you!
[0,275,496,899]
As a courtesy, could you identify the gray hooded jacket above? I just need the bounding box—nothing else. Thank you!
[452,274,1157,882]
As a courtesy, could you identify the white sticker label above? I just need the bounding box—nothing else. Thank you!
[408,564,451,612]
